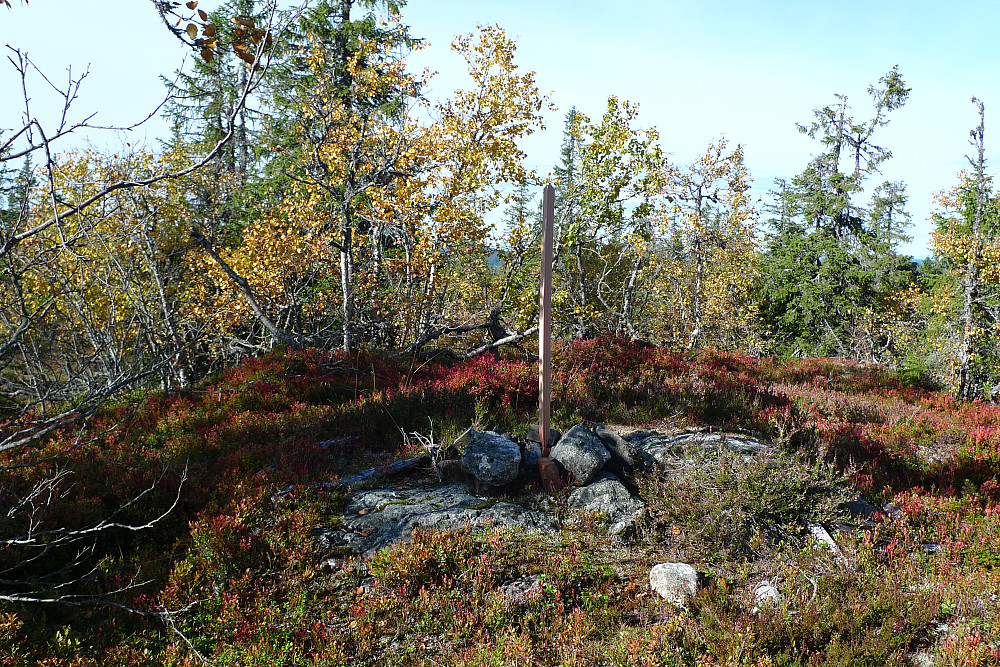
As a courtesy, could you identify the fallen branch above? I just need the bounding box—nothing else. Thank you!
[333,456,429,488]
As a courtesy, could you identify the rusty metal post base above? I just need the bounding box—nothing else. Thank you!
[538,456,562,494]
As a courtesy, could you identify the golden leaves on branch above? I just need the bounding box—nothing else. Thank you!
[231,16,273,67]
[6,150,191,347]
[163,0,271,65]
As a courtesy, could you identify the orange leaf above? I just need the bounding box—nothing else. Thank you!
[203,24,216,37]
[198,9,208,21]
[200,47,214,63]
[185,23,198,40]
[186,0,197,8]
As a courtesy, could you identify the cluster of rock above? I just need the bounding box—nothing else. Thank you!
[311,425,791,559]
[311,423,658,556]
[460,423,649,537]
[308,424,900,614]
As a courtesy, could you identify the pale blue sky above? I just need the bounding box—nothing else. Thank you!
[4,1,999,256]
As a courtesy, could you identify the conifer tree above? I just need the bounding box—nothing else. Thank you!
[759,67,918,361]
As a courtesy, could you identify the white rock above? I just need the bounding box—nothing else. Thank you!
[649,562,700,605]
[752,579,781,609]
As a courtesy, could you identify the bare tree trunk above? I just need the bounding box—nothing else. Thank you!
[573,238,588,337]
[340,212,354,353]
[687,185,705,350]
[620,254,643,338]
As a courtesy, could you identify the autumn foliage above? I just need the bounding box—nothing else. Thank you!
[7,0,1000,664]
[2,339,1000,663]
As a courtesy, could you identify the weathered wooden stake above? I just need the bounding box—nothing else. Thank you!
[537,184,561,493]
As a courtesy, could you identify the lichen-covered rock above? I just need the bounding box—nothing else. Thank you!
[626,430,770,467]
[550,424,611,485]
[460,430,521,486]
[650,562,701,605]
[567,472,644,537]
[312,482,559,556]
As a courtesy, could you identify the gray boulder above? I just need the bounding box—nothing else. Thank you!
[521,441,542,485]
[526,424,561,449]
[831,496,882,533]
[649,562,701,605]
[460,430,521,486]
[593,423,645,472]
[550,424,611,485]
[567,472,644,537]
[839,497,881,521]
[312,482,559,556]
[522,441,542,469]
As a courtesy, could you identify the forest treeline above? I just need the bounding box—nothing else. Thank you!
[3,0,1000,436]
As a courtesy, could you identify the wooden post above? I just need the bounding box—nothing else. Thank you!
[537,184,561,493]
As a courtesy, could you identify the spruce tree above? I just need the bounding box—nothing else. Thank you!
[759,67,917,360]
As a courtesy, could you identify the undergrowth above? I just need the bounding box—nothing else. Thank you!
[1,337,999,665]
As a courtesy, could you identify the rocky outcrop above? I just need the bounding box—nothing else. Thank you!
[626,430,771,467]
[312,482,559,556]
